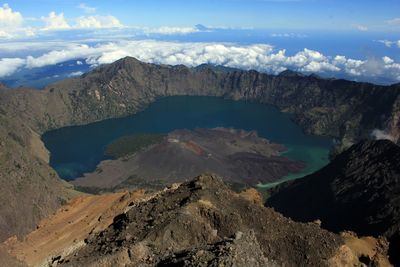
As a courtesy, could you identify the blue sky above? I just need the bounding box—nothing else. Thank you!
[0,1,400,86]
[5,0,400,30]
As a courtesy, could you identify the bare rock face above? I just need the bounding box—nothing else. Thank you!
[58,175,344,267]
[267,140,400,266]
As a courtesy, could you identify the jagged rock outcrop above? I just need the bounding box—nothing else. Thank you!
[267,140,400,265]
[0,56,399,243]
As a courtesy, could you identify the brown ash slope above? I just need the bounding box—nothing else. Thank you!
[0,56,399,243]
[267,140,400,265]
[58,175,357,267]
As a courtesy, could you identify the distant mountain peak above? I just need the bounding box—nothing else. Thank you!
[195,24,209,31]
[278,69,304,77]
[194,63,239,73]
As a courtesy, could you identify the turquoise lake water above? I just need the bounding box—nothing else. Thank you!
[42,96,332,185]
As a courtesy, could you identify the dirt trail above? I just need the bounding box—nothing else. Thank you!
[2,191,145,267]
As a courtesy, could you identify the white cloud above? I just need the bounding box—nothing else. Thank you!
[371,129,396,142]
[0,4,35,39]
[353,24,368,31]
[270,33,307,38]
[1,40,400,83]
[41,12,70,30]
[25,44,92,68]
[77,3,96,13]
[144,26,199,35]
[383,56,394,65]
[0,4,124,35]
[332,54,400,79]
[377,39,400,48]
[0,4,195,38]
[68,71,84,77]
[386,18,400,26]
[0,57,25,77]
[75,15,123,29]
[384,18,400,31]
[378,40,395,48]
[0,3,23,27]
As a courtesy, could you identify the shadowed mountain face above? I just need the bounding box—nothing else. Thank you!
[267,140,400,265]
[0,56,399,243]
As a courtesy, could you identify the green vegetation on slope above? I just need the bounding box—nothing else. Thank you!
[105,133,166,158]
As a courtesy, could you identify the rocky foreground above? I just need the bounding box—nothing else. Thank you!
[267,140,400,265]
[2,175,393,267]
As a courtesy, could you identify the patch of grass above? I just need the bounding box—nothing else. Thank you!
[105,133,166,158]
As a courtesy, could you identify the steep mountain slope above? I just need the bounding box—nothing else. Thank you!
[267,140,400,265]
[0,112,76,242]
[0,56,399,243]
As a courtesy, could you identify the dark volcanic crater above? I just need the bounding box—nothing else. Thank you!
[72,128,305,191]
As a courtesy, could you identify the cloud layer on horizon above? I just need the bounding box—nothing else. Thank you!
[0,40,399,84]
